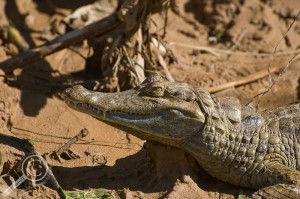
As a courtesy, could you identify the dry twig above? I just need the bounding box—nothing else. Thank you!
[202,66,282,93]
[170,42,300,57]
[55,128,89,157]
[247,11,300,109]
[49,128,89,163]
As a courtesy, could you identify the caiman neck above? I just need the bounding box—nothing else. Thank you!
[181,90,242,163]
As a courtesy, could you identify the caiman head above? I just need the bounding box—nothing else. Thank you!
[63,75,206,146]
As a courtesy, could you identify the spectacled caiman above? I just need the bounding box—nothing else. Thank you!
[63,75,300,199]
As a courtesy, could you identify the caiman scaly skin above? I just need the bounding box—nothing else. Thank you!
[63,75,300,198]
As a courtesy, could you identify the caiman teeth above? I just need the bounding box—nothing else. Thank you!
[65,99,75,107]
[76,103,157,116]
[76,103,102,114]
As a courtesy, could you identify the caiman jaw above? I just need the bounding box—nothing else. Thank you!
[63,85,177,117]
[63,81,205,144]
[65,99,163,118]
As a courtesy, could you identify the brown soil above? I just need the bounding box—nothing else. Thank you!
[0,0,300,198]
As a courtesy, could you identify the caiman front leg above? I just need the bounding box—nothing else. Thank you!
[253,163,300,199]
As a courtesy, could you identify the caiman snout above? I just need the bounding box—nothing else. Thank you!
[63,85,93,103]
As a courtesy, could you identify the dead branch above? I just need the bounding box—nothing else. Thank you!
[202,65,282,93]
[0,14,119,74]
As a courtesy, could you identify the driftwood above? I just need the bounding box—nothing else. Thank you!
[0,14,119,74]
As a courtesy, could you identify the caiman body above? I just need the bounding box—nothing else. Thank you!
[63,75,300,198]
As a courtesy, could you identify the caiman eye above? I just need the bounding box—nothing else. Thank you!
[140,82,165,97]
[149,86,164,96]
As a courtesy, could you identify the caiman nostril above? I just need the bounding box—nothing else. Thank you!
[62,88,71,99]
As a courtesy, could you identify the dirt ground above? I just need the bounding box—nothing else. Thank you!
[0,0,300,198]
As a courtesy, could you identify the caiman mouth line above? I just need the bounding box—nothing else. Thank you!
[77,103,159,116]
[65,98,200,119]
[65,99,161,116]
